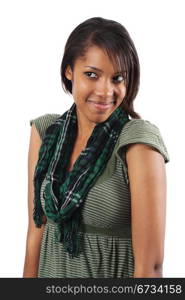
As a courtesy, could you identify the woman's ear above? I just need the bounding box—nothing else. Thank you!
[65,65,73,81]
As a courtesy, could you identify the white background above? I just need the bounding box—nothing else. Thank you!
[0,0,184,277]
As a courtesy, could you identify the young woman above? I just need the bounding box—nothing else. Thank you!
[23,17,170,278]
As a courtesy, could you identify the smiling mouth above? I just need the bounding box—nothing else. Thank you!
[87,100,116,105]
[87,100,116,111]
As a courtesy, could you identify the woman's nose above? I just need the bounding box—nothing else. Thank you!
[95,79,115,98]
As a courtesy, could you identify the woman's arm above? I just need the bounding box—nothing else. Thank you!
[23,123,46,278]
[126,143,167,278]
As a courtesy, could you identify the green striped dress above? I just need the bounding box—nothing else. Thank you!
[30,113,170,278]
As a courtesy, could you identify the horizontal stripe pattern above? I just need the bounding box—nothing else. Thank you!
[30,113,61,140]
[30,113,170,278]
[38,220,134,278]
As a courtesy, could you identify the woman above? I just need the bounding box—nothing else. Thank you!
[23,17,170,278]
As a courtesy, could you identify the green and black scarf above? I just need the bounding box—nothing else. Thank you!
[33,102,130,258]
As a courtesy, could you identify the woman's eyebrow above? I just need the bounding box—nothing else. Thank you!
[84,66,103,72]
[84,65,124,75]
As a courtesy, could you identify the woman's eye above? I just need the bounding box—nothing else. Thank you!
[113,75,125,83]
[84,72,125,83]
[84,72,97,78]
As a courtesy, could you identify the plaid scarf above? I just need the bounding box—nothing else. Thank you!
[33,102,130,258]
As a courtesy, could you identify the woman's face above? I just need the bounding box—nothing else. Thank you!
[65,45,126,127]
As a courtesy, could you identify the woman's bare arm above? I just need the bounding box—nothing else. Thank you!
[126,143,167,278]
[23,123,46,277]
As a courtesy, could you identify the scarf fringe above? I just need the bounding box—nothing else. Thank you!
[56,214,82,258]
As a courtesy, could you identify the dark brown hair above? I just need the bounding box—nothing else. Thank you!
[60,17,141,119]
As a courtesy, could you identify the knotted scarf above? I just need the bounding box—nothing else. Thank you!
[33,102,130,258]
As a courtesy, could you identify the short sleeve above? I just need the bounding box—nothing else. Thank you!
[30,113,60,140]
[115,119,170,184]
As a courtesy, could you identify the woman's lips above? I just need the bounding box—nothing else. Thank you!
[87,100,115,111]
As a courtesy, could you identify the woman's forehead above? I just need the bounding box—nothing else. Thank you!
[75,45,125,73]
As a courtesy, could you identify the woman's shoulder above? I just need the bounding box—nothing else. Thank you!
[29,113,61,140]
[119,118,166,142]
[121,118,161,136]
[116,118,170,164]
